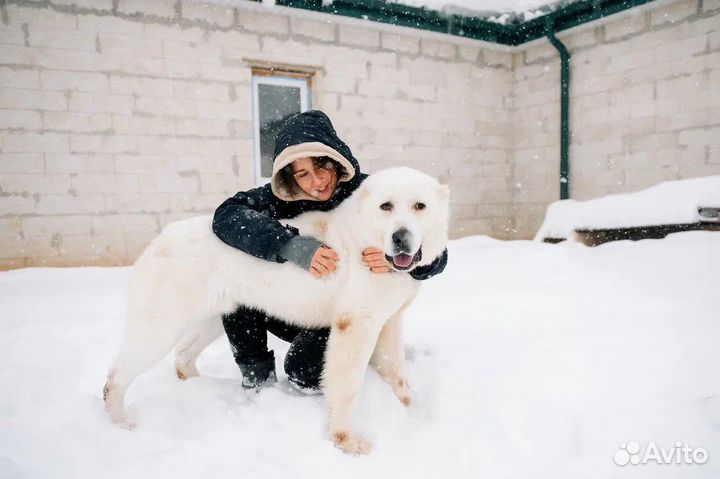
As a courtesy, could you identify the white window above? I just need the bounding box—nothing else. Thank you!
[251,71,311,185]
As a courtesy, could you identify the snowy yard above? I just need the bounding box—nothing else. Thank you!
[1,232,719,478]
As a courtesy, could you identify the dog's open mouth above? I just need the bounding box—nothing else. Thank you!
[385,247,422,271]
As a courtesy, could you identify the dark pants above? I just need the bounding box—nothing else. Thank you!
[222,306,330,389]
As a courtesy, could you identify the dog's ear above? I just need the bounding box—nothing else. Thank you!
[436,184,450,201]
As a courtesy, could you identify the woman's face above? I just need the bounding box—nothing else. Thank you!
[291,157,339,201]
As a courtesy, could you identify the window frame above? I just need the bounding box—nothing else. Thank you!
[251,71,311,186]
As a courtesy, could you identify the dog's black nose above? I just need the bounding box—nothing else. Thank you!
[392,228,412,253]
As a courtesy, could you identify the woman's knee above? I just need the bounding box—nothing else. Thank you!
[284,328,330,389]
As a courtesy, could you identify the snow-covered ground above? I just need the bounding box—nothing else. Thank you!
[535,175,720,240]
[1,232,719,478]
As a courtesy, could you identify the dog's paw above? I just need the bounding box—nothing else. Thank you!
[392,378,413,407]
[332,431,373,455]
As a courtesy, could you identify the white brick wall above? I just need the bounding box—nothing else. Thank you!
[0,0,718,268]
[511,0,720,239]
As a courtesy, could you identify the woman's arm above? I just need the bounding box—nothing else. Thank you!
[212,185,299,263]
[408,248,448,281]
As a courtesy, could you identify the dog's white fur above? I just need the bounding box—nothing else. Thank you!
[103,167,449,454]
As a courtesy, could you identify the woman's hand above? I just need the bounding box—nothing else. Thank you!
[362,247,392,274]
[310,246,339,278]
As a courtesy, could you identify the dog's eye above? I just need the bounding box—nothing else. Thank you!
[414,202,426,211]
[380,202,393,211]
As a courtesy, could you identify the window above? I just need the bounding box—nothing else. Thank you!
[251,70,311,185]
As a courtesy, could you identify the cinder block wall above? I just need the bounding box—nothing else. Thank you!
[1,0,719,268]
[511,0,720,238]
[0,0,513,269]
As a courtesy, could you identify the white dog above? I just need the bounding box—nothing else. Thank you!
[103,167,449,454]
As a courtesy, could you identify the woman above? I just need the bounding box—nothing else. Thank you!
[212,110,448,392]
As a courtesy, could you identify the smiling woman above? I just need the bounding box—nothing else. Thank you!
[210,110,449,392]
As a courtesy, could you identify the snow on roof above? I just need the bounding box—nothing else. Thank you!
[384,0,565,24]
[254,0,567,24]
[534,175,720,240]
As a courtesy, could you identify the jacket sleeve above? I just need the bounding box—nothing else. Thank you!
[212,185,298,263]
[409,248,448,281]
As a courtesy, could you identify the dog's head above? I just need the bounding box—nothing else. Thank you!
[355,167,449,273]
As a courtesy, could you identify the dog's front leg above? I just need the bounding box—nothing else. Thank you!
[323,312,381,455]
[370,299,414,407]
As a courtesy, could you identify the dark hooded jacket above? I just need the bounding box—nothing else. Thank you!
[212,110,447,281]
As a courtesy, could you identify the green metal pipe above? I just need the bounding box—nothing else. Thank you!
[545,21,571,200]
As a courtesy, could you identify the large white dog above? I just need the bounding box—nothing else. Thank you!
[103,167,449,454]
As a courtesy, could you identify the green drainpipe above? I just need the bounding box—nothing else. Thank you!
[544,20,571,200]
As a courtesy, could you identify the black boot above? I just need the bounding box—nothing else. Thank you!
[237,350,277,389]
[284,328,330,394]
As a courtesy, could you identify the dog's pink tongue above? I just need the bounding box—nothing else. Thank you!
[393,254,413,268]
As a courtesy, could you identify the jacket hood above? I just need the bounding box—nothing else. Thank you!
[271,110,359,202]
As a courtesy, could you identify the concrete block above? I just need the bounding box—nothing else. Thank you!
[206,30,260,49]
[138,172,198,193]
[35,193,105,214]
[0,24,29,47]
[56,233,128,261]
[457,45,480,63]
[27,25,96,51]
[0,88,67,111]
[650,0,698,26]
[0,153,44,174]
[236,9,289,35]
[98,32,163,58]
[163,40,222,64]
[45,153,114,174]
[176,118,229,137]
[1,132,69,153]
[5,5,77,29]
[0,44,68,70]
[0,236,55,260]
[1,174,71,194]
[420,39,456,59]
[381,32,419,54]
[73,173,139,194]
[110,75,175,97]
[290,17,335,42]
[655,35,708,63]
[142,24,204,43]
[106,192,178,213]
[0,218,22,239]
[44,112,112,133]
[118,0,177,18]
[657,110,709,131]
[68,92,134,114]
[114,155,176,174]
[679,126,720,146]
[22,215,92,237]
[0,195,35,215]
[604,12,647,40]
[70,133,138,154]
[177,155,235,174]
[181,1,235,28]
[173,79,229,101]
[112,115,175,135]
[41,70,108,92]
[338,24,380,48]
[52,0,113,9]
[657,72,709,98]
[92,214,158,234]
[0,110,41,130]
[484,48,512,68]
[78,14,143,36]
[0,67,40,89]
[135,136,197,155]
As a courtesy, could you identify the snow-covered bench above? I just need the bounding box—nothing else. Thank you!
[534,175,720,246]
